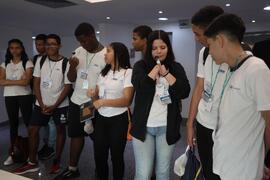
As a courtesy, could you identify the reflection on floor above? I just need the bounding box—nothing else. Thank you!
[0,124,187,180]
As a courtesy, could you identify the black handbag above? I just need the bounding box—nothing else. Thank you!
[180,149,204,180]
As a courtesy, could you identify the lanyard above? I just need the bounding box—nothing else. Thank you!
[86,52,96,69]
[48,60,58,78]
[216,70,233,131]
[210,60,221,94]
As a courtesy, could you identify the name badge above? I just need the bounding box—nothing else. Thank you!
[42,77,53,89]
[80,69,88,80]
[159,90,172,105]
[82,80,89,89]
[203,81,214,102]
[11,74,17,80]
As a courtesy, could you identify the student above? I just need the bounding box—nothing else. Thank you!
[33,34,57,161]
[55,22,106,179]
[132,25,153,55]
[204,13,270,180]
[186,6,224,180]
[14,34,72,174]
[0,39,33,166]
[89,42,134,180]
[131,30,190,180]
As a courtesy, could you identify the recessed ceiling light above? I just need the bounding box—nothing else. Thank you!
[264,6,270,10]
[85,0,112,3]
[96,31,100,34]
[158,10,163,14]
[252,20,256,23]
[32,36,36,40]
[158,17,168,21]
[226,3,231,7]
[106,16,111,20]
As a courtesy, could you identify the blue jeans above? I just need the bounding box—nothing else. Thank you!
[133,126,176,180]
[41,118,56,148]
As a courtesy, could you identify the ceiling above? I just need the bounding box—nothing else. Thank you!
[0,0,269,36]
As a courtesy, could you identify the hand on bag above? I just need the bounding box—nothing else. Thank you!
[186,121,196,149]
[93,99,104,109]
[263,166,270,180]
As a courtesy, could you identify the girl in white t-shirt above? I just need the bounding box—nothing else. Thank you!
[88,42,134,180]
[0,39,33,166]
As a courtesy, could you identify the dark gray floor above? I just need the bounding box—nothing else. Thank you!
[0,123,187,180]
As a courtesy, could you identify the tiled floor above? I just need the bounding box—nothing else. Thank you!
[0,123,187,180]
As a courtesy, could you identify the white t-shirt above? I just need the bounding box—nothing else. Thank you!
[33,56,71,108]
[196,47,229,129]
[147,76,169,127]
[71,47,106,106]
[1,60,33,97]
[213,56,270,180]
[97,68,133,117]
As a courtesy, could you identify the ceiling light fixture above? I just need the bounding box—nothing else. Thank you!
[106,16,111,20]
[96,31,100,34]
[158,10,163,14]
[226,3,231,7]
[32,36,36,40]
[158,17,168,21]
[252,20,256,23]
[264,6,270,10]
[85,0,112,3]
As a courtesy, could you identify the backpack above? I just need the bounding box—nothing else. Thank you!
[39,55,74,98]
[39,55,69,75]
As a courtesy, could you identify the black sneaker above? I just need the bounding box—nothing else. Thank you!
[38,145,55,160]
[53,168,80,180]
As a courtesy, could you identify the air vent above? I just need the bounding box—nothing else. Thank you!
[25,0,77,8]
[178,19,190,29]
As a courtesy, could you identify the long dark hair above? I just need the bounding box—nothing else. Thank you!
[144,30,175,71]
[5,39,28,67]
[101,42,131,77]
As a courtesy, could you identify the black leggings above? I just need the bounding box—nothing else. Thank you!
[196,121,221,180]
[5,95,33,147]
[93,111,128,180]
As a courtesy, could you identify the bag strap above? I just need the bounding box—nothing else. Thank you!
[203,47,209,65]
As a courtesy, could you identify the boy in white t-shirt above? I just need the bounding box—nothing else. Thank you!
[55,23,106,179]
[14,34,72,175]
[205,13,270,180]
[187,6,224,180]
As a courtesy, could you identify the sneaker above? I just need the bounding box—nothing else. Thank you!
[53,168,80,180]
[13,162,39,175]
[4,155,14,166]
[50,159,60,174]
[38,145,55,160]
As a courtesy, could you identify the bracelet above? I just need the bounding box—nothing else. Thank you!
[163,71,169,77]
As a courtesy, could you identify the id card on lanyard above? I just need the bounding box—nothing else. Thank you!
[81,52,96,89]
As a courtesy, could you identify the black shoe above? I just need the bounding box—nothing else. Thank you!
[38,145,55,160]
[53,168,80,180]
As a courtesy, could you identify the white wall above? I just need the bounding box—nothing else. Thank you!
[0,25,33,123]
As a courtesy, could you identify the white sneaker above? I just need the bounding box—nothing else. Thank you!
[4,156,14,166]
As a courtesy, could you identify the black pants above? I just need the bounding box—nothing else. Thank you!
[196,121,221,180]
[93,111,128,180]
[5,95,33,148]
